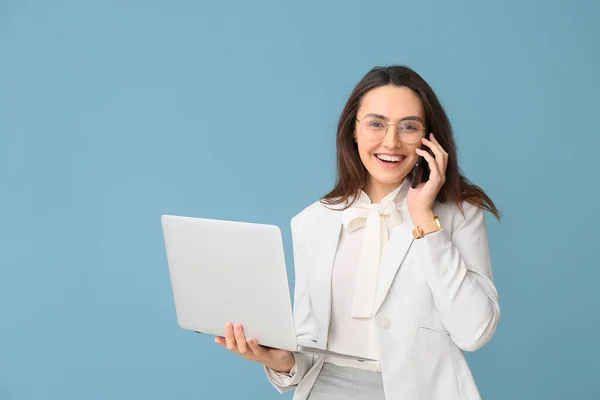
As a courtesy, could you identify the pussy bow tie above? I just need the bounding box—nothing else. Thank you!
[340,183,407,318]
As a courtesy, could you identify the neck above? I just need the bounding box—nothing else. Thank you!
[364,178,405,204]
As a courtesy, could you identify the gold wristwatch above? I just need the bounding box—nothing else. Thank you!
[413,216,442,239]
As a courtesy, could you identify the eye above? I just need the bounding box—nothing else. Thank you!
[365,117,386,129]
[400,121,421,131]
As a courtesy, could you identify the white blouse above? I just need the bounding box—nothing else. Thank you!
[325,180,409,371]
[324,217,381,371]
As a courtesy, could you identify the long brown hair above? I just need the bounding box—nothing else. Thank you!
[321,65,500,220]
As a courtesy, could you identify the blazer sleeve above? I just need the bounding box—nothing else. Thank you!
[412,201,500,351]
[264,217,317,393]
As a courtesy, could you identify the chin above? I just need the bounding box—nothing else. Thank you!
[372,173,408,185]
[367,165,409,182]
[369,162,414,184]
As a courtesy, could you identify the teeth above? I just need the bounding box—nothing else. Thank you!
[376,154,402,162]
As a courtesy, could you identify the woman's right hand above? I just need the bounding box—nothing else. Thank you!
[215,322,295,373]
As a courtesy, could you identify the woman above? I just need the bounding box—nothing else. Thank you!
[215,65,501,400]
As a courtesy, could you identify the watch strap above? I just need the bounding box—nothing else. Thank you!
[413,216,442,239]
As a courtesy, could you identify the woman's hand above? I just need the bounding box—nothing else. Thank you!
[407,133,448,226]
[215,322,295,373]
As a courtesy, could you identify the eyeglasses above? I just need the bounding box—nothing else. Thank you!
[356,115,426,144]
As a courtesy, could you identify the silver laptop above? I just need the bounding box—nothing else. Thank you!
[161,214,375,362]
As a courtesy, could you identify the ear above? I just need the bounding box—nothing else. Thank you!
[353,130,357,142]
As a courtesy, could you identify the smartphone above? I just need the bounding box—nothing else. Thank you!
[410,132,431,189]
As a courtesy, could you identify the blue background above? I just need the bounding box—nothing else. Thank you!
[1,0,598,399]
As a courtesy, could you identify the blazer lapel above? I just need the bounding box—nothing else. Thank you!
[372,200,415,316]
[309,207,342,347]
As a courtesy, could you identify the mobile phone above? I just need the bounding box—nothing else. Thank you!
[410,132,431,189]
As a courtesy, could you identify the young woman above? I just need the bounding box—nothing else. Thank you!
[215,65,501,400]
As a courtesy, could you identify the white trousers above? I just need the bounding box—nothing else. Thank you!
[306,362,386,400]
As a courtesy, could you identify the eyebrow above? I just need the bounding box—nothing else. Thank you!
[365,113,424,123]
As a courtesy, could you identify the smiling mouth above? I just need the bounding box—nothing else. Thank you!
[375,154,405,164]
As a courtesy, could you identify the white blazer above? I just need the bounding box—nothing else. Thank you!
[265,195,500,400]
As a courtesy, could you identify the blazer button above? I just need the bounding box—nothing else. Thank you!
[378,316,391,329]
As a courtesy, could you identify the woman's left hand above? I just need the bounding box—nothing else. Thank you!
[407,133,448,225]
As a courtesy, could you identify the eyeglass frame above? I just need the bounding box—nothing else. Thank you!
[355,115,427,144]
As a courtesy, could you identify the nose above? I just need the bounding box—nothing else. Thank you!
[382,123,401,148]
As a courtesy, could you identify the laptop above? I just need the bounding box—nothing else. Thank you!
[161,214,376,362]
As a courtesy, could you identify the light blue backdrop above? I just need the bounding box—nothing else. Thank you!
[1,0,598,399]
